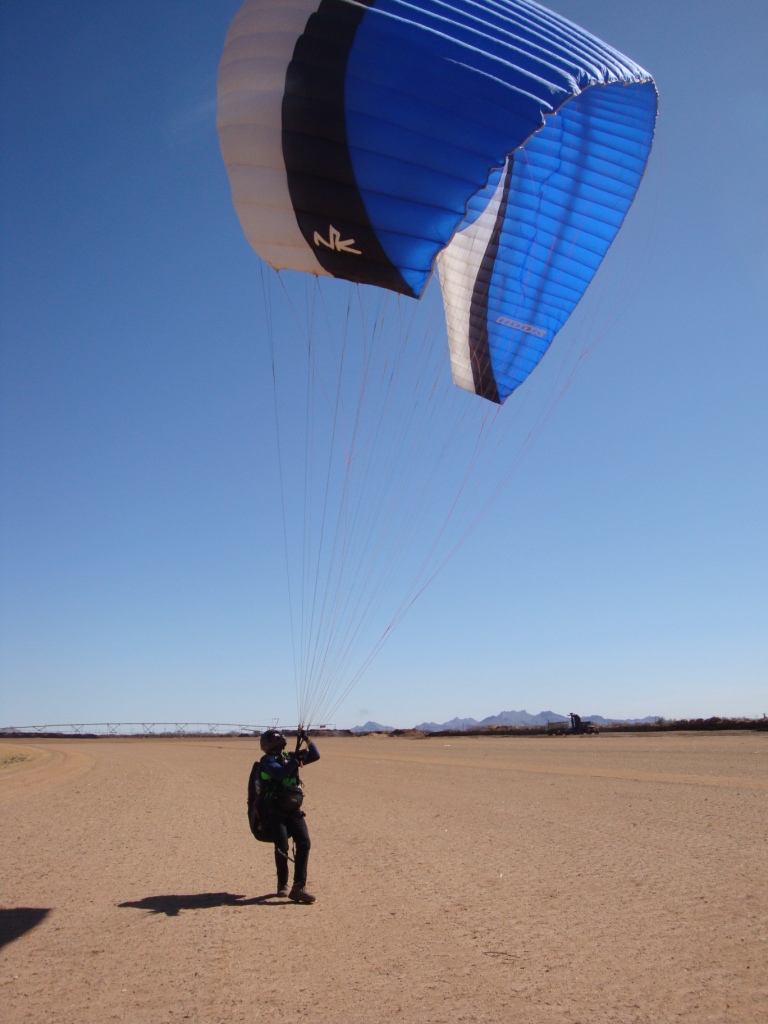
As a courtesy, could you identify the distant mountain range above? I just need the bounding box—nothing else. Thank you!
[351,720,398,733]
[351,710,660,733]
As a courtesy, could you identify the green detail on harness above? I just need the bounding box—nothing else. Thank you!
[261,770,298,788]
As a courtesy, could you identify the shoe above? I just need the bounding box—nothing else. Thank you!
[276,884,290,898]
[288,886,316,904]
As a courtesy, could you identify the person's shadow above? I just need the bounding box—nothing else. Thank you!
[0,908,50,948]
[118,892,296,916]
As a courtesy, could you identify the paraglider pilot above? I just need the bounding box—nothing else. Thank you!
[254,728,320,903]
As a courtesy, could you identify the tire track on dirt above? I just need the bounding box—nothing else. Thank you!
[0,742,94,804]
[329,746,768,790]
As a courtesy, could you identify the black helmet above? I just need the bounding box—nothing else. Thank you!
[260,729,287,754]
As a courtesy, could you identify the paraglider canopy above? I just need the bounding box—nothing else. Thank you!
[218,0,657,404]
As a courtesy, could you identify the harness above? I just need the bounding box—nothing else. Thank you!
[248,732,309,845]
[261,752,304,812]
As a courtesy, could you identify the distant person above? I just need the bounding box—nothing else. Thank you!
[251,728,320,903]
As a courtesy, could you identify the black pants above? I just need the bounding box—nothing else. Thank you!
[271,810,311,890]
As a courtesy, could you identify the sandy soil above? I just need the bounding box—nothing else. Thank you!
[1,732,766,1024]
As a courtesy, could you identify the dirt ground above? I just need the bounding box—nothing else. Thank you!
[1,732,766,1024]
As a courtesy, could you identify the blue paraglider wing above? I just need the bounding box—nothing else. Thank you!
[218,0,658,403]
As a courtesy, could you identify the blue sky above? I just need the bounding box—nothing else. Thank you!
[1,0,766,730]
